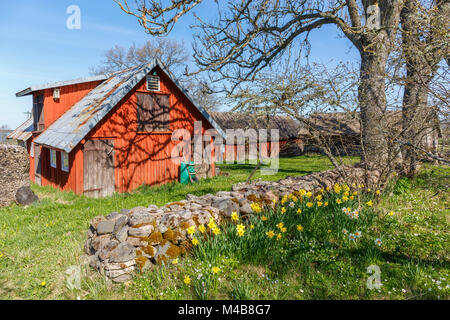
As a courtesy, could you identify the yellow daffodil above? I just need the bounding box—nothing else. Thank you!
[276,222,284,229]
[198,224,206,234]
[317,201,323,207]
[251,202,262,213]
[172,258,179,265]
[187,225,196,235]
[306,202,313,208]
[350,195,354,200]
[266,230,275,238]
[281,207,286,214]
[388,211,395,216]
[41,281,46,287]
[316,194,323,201]
[297,208,302,214]
[208,220,217,230]
[324,201,328,206]
[296,224,304,232]
[191,238,199,246]
[366,200,373,207]
[326,186,330,191]
[342,196,349,201]
[261,215,268,221]
[236,224,246,237]
[281,227,287,233]
[276,233,282,240]
[184,275,191,285]
[250,224,254,229]
[376,190,381,195]
[367,188,372,192]
[306,191,312,198]
[334,183,341,194]
[336,198,342,204]
[231,211,239,221]
[212,227,221,235]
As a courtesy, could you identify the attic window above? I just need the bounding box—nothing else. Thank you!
[147,75,160,91]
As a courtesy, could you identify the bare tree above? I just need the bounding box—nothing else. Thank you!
[228,58,359,176]
[114,0,406,168]
[90,38,190,75]
[399,0,449,175]
[0,125,11,143]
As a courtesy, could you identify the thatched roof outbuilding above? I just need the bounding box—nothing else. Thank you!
[210,112,301,141]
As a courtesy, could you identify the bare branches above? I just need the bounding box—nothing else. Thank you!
[114,0,202,35]
[89,38,190,76]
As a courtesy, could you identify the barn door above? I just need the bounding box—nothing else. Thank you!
[34,144,41,186]
[83,140,115,198]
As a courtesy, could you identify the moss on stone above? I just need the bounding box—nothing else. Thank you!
[165,201,185,208]
[166,243,181,259]
[147,231,163,244]
[163,228,175,241]
[135,256,148,271]
[142,245,155,257]
[179,221,190,230]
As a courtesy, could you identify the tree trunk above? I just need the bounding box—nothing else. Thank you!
[401,76,430,176]
[399,0,447,176]
[359,49,389,167]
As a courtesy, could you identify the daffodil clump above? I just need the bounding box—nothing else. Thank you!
[186,183,387,275]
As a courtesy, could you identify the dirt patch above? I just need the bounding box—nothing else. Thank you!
[0,144,30,207]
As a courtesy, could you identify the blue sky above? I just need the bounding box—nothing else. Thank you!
[0,0,359,129]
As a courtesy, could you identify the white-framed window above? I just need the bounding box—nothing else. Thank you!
[30,142,34,158]
[146,75,160,91]
[50,149,57,168]
[61,152,69,172]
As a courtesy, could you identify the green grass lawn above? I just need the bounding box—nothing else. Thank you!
[0,155,448,300]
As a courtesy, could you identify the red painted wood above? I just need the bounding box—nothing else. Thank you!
[28,66,215,195]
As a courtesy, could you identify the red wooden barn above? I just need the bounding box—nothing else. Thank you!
[11,59,225,197]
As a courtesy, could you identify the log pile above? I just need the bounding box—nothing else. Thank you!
[0,144,31,207]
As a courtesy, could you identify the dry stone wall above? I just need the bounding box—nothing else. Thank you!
[85,165,381,282]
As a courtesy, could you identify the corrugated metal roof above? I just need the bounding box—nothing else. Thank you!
[6,117,33,141]
[33,59,225,153]
[15,74,109,97]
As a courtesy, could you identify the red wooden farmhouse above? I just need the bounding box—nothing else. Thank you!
[10,59,225,197]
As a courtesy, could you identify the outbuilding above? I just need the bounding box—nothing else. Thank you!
[12,59,224,197]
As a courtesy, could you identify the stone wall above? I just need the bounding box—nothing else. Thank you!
[85,165,381,282]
